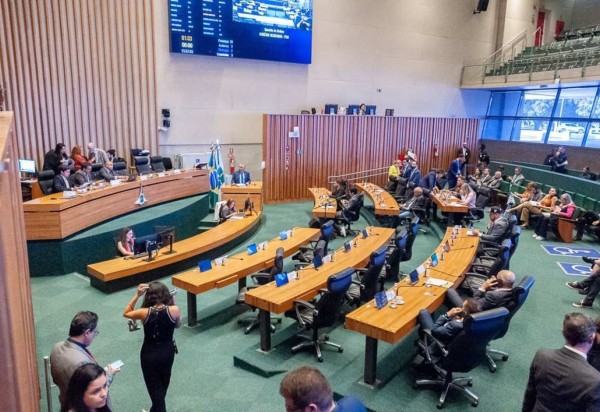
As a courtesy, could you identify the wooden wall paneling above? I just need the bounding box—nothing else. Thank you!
[0,113,39,411]
[263,115,479,203]
[0,0,158,169]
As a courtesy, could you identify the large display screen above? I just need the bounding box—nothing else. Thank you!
[168,0,313,64]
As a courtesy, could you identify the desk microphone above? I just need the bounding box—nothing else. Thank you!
[429,267,462,278]
[447,245,475,251]
[227,256,244,261]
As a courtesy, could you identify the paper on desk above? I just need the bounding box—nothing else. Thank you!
[428,278,453,288]
[229,215,244,220]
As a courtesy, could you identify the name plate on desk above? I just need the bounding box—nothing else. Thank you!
[62,191,77,199]
[158,172,165,178]
[275,272,289,287]
[173,169,181,174]
[140,175,148,181]
[110,180,120,186]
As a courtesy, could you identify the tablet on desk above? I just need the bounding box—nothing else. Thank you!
[374,290,388,309]
[409,269,419,286]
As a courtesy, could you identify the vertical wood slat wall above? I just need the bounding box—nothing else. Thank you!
[0,112,39,412]
[0,0,158,166]
[263,115,479,203]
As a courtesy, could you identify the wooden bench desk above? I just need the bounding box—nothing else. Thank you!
[309,188,337,219]
[24,170,209,240]
[430,191,469,214]
[344,227,478,385]
[221,181,263,211]
[87,211,262,292]
[355,183,400,216]
[171,227,320,326]
[245,226,395,352]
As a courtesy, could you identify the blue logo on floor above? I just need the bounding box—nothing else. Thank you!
[558,262,593,277]
[542,245,600,258]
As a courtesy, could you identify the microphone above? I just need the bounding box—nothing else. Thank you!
[447,245,475,251]
[429,267,462,278]
[227,256,244,261]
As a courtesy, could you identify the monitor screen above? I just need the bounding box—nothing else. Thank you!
[366,105,376,115]
[134,233,159,255]
[409,269,419,285]
[348,105,360,115]
[155,226,176,247]
[19,159,37,174]
[324,104,338,115]
[168,0,313,64]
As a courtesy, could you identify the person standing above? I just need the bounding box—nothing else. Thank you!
[87,142,110,165]
[522,312,600,411]
[447,154,465,190]
[123,282,181,412]
[43,143,69,173]
[457,141,470,175]
[477,143,490,167]
[50,311,118,412]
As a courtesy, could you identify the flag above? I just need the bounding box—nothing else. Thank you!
[208,141,225,210]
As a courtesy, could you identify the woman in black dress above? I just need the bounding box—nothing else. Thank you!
[123,282,181,412]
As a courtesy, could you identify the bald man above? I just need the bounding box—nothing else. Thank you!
[446,270,516,312]
[232,163,251,184]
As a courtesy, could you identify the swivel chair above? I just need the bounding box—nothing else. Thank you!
[112,161,128,176]
[134,156,152,175]
[293,220,334,263]
[486,275,535,372]
[506,226,521,270]
[162,156,173,171]
[236,247,285,334]
[150,156,165,173]
[403,217,420,262]
[346,246,387,308]
[37,170,55,195]
[90,163,103,180]
[382,229,409,284]
[460,239,511,295]
[414,307,510,409]
[285,268,353,362]
[337,193,364,236]
[461,194,487,227]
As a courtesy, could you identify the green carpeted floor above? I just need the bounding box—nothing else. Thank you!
[31,199,600,411]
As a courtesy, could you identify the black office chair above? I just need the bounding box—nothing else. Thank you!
[414,307,510,409]
[346,246,387,308]
[293,220,334,263]
[486,275,535,372]
[134,156,152,175]
[461,194,487,227]
[382,229,409,284]
[236,247,285,334]
[459,239,511,295]
[90,163,103,180]
[37,170,55,195]
[112,161,128,176]
[337,193,364,236]
[162,156,173,171]
[506,226,521,270]
[285,268,353,362]
[403,217,420,262]
[150,156,165,173]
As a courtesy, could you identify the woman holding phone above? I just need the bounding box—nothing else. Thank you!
[123,282,181,412]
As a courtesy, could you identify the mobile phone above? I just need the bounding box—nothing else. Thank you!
[110,360,124,369]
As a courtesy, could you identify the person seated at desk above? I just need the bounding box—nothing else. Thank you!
[43,143,69,174]
[331,178,349,209]
[471,206,508,245]
[508,167,525,186]
[510,182,541,206]
[71,145,87,171]
[506,187,558,229]
[52,164,73,193]
[533,193,576,241]
[231,163,251,185]
[73,162,93,189]
[448,270,516,311]
[398,187,426,220]
[219,199,238,223]
[99,161,117,182]
[117,227,135,257]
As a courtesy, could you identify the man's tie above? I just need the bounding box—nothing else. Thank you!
[241,173,244,184]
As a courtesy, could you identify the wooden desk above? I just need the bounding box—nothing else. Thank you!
[245,227,395,352]
[20,179,43,201]
[309,188,337,219]
[88,211,262,292]
[344,228,478,385]
[221,181,263,211]
[356,183,400,216]
[172,227,320,326]
[24,170,209,240]
[431,191,468,214]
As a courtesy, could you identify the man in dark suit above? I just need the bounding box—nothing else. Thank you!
[447,154,464,190]
[50,311,118,412]
[447,270,515,311]
[99,160,117,182]
[457,141,470,175]
[474,206,508,244]
[522,312,600,411]
[232,163,251,184]
[398,187,426,220]
[73,162,93,188]
[52,164,72,193]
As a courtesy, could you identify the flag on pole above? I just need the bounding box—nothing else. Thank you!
[208,141,225,210]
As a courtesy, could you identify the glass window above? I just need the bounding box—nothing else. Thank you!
[547,120,587,146]
[552,87,596,118]
[513,119,548,143]
[482,119,514,140]
[518,90,557,117]
[585,121,600,148]
[591,94,600,118]
[487,91,522,117]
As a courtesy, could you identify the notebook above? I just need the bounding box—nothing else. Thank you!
[313,254,323,269]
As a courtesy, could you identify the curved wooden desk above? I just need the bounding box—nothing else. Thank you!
[245,226,395,351]
[431,191,468,214]
[172,227,320,326]
[24,170,209,240]
[87,211,262,292]
[344,227,478,385]
[221,181,263,211]
[355,183,400,216]
[309,187,337,219]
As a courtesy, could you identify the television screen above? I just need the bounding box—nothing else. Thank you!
[168,0,313,64]
[19,159,37,174]
[348,105,359,115]
[366,105,376,115]
[324,104,338,115]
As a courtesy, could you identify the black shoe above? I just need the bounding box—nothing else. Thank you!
[566,282,584,290]
[575,235,583,241]
[579,289,589,295]
[582,257,596,264]
[573,301,593,309]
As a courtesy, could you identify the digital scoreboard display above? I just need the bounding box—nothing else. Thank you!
[168,0,313,64]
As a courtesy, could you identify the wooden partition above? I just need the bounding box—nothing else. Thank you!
[0,0,158,164]
[0,112,39,411]
[262,114,479,203]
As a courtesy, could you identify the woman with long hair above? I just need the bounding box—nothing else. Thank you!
[66,363,111,412]
[123,282,181,412]
[117,227,135,256]
[71,145,87,170]
[533,193,576,241]
[219,198,237,222]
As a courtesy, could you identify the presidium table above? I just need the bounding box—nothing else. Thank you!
[245,226,395,352]
[221,181,263,211]
[23,169,209,240]
[344,227,478,386]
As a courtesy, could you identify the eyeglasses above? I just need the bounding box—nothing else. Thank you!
[88,329,100,337]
